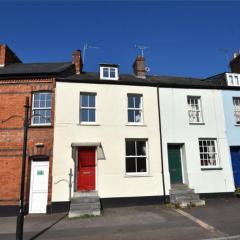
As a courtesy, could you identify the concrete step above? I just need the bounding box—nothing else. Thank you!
[68,209,101,218]
[171,194,200,203]
[171,184,189,190]
[190,199,205,207]
[70,202,101,210]
[73,191,98,197]
[171,192,200,199]
[170,188,195,195]
[71,196,100,204]
[68,191,101,218]
[170,184,205,208]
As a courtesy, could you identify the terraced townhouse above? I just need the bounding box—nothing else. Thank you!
[0,44,240,217]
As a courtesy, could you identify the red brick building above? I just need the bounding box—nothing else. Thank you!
[0,44,79,216]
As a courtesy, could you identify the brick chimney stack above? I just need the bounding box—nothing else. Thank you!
[230,51,240,73]
[72,50,83,75]
[133,56,146,78]
[0,44,22,67]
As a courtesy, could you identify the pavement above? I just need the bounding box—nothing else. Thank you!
[1,198,240,240]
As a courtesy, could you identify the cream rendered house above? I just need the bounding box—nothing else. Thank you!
[52,59,165,213]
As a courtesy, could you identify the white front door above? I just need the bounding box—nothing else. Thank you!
[29,161,49,213]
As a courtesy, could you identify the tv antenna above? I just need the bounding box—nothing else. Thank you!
[82,43,99,64]
[134,44,149,57]
[218,48,230,70]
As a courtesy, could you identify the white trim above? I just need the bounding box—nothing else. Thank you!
[233,97,240,125]
[80,92,97,124]
[31,92,52,126]
[226,73,240,87]
[127,94,144,124]
[187,96,204,124]
[100,66,119,80]
[199,138,220,169]
[125,139,149,176]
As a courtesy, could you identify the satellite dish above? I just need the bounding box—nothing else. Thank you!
[145,66,150,72]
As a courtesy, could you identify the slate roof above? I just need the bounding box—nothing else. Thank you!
[204,72,227,86]
[57,72,221,89]
[0,62,73,78]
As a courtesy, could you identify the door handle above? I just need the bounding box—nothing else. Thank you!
[83,171,90,174]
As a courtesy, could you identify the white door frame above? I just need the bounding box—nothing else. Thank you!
[29,160,49,214]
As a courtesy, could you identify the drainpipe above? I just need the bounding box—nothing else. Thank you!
[157,86,167,203]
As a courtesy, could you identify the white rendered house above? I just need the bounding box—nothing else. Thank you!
[158,86,235,195]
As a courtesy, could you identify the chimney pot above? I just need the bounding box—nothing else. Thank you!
[72,50,83,74]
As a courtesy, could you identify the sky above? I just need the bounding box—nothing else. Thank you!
[1,1,240,78]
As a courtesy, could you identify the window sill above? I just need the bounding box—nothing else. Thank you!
[29,125,53,128]
[125,123,147,127]
[201,168,223,171]
[189,122,205,125]
[124,174,152,178]
[77,123,100,126]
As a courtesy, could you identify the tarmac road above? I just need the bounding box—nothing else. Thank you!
[0,198,240,240]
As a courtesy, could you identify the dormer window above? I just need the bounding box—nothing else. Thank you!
[100,64,119,80]
[226,73,240,86]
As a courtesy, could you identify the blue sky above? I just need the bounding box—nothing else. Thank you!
[1,1,240,78]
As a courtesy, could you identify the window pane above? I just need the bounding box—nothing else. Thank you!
[128,110,135,122]
[80,109,88,122]
[40,100,45,108]
[81,95,88,107]
[126,157,136,172]
[128,96,134,108]
[126,141,136,156]
[134,110,142,122]
[89,109,95,122]
[110,68,116,78]
[34,98,40,108]
[89,95,95,107]
[137,157,146,172]
[137,141,146,155]
[134,96,141,108]
[103,68,109,77]
[45,109,51,123]
[40,93,45,101]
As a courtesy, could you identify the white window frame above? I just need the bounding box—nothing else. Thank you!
[199,138,220,169]
[125,139,149,176]
[31,92,52,126]
[187,96,203,124]
[127,94,143,125]
[226,73,240,86]
[100,66,118,80]
[80,92,96,124]
[233,97,240,125]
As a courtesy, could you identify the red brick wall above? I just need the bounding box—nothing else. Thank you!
[0,78,55,207]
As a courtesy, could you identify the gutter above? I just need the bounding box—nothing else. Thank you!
[157,86,167,203]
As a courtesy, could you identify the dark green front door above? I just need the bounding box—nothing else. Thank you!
[168,145,183,184]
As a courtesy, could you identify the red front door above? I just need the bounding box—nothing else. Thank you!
[78,147,96,191]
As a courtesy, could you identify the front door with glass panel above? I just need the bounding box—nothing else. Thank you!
[29,161,49,213]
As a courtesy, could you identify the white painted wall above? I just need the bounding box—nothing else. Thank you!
[52,82,163,202]
[159,88,235,194]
